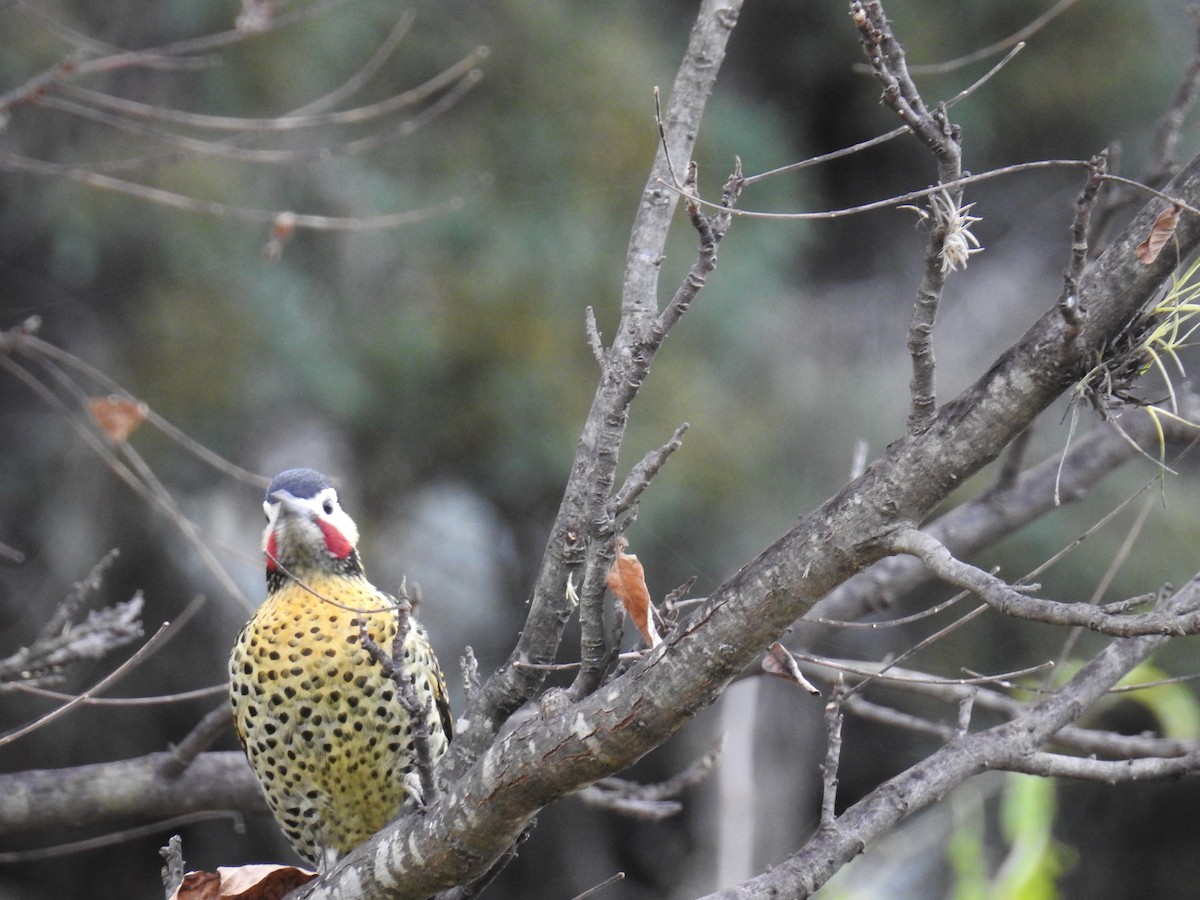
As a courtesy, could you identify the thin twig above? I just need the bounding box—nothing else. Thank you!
[40,66,482,168]
[0,619,170,748]
[0,151,470,231]
[808,582,973,629]
[653,85,682,188]
[19,330,266,486]
[8,681,228,705]
[0,594,143,691]
[794,650,1053,690]
[52,46,487,133]
[955,690,975,737]
[853,0,968,430]
[657,161,744,335]
[892,527,1200,636]
[1147,4,1200,184]
[14,344,254,607]
[1042,492,1158,693]
[1059,151,1108,324]
[584,306,606,366]
[9,0,211,63]
[666,158,1094,222]
[162,704,236,777]
[0,812,240,865]
[744,42,1024,187]
[38,548,121,641]
[611,423,689,515]
[358,590,439,805]
[0,0,359,112]
[819,678,845,829]
[568,872,627,900]
[803,656,1196,761]
[581,739,722,819]
[904,0,1080,76]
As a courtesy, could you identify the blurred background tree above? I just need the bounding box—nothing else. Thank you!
[3,1,1200,897]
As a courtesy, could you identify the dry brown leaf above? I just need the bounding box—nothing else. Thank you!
[1135,202,1182,264]
[169,871,220,900]
[762,642,821,695]
[87,395,147,443]
[262,211,297,262]
[169,865,317,900]
[607,537,662,648]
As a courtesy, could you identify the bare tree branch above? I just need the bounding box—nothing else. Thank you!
[852,0,969,430]
[0,751,264,836]
[891,527,1200,636]
[702,579,1199,898]
[445,0,745,774]
[811,395,1200,625]
[0,550,142,692]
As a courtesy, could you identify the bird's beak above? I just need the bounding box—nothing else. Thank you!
[271,489,311,520]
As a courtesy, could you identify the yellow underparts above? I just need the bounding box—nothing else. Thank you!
[229,572,449,866]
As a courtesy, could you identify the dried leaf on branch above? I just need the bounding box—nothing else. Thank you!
[607,537,662,648]
[1135,203,1182,264]
[168,864,316,900]
[762,642,821,695]
[87,395,148,443]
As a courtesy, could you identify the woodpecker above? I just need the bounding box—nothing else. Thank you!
[229,468,452,869]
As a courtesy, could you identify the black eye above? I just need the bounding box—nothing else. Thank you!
[323,500,334,515]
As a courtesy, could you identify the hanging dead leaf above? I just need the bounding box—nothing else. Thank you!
[607,537,662,648]
[88,395,148,443]
[262,211,297,263]
[1135,202,1182,264]
[762,642,821,695]
[169,864,317,900]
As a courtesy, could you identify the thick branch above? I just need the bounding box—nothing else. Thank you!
[0,751,263,836]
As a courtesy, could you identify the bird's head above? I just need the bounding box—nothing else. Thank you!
[261,468,362,578]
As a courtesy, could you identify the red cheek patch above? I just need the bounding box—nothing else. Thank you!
[316,519,354,559]
[265,531,279,570]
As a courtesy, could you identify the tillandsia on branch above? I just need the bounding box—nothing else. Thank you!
[852,0,969,432]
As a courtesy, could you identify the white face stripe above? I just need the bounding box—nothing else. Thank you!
[261,487,361,556]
